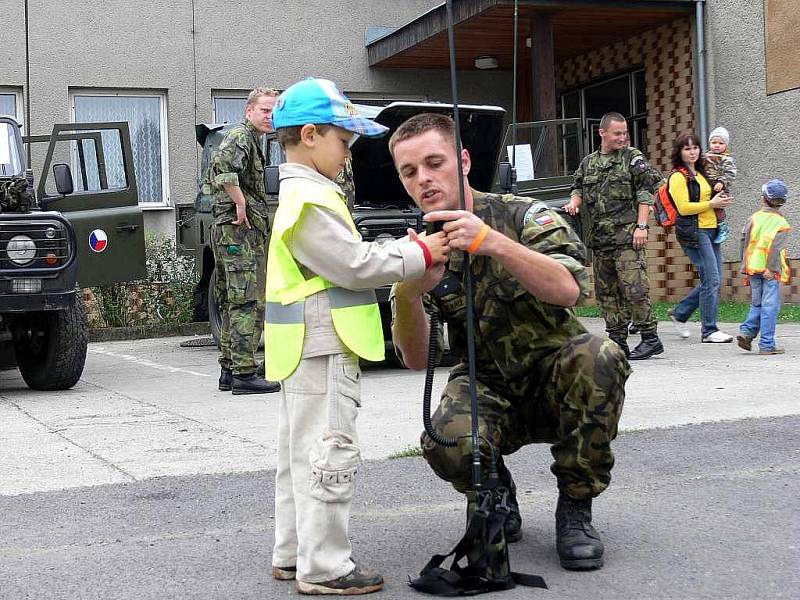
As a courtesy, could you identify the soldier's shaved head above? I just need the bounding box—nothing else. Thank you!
[389,113,456,156]
[599,112,626,130]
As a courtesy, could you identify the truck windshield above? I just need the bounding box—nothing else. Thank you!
[0,121,24,178]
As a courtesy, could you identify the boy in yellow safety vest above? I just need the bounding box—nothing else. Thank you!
[265,78,449,595]
[737,179,791,355]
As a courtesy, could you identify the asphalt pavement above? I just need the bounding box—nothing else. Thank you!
[1,318,798,599]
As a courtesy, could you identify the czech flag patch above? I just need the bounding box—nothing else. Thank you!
[89,229,108,253]
[534,215,554,226]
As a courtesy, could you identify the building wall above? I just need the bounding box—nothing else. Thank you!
[704,0,800,257]
[0,0,512,237]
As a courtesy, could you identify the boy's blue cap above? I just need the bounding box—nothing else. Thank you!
[762,179,788,205]
[273,78,389,138]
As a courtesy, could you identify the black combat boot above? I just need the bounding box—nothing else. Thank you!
[628,332,664,360]
[497,464,522,543]
[555,493,604,570]
[218,367,233,392]
[608,335,630,358]
[232,372,281,395]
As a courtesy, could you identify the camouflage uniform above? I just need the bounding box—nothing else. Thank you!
[570,147,661,339]
[206,121,270,375]
[395,191,630,500]
[333,157,355,211]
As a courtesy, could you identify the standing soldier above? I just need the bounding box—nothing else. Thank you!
[565,112,664,360]
[206,87,281,394]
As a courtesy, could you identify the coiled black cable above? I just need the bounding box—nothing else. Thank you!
[422,311,457,447]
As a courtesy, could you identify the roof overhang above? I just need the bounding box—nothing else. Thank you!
[367,0,695,69]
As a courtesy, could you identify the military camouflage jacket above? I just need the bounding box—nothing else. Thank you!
[571,147,660,249]
[422,191,589,400]
[333,157,355,211]
[206,121,270,234]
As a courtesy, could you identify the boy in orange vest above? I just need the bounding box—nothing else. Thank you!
[737,179,791,355]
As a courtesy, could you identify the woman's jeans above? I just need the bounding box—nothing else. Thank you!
[674,228,723,338]
[740,275,782,350]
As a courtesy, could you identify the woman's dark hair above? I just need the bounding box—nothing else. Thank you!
[670,130,706,175]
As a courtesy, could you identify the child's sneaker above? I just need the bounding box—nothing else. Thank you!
[667,309,690,339]
[296,566,384,595]
[736,334,753,351]
[713,221,730,244]
[758,346,785,355]
[272,565,297,581]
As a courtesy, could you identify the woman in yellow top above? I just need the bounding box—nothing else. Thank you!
[667,131,734,343]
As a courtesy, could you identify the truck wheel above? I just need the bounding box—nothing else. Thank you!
[13,295,88,391]
[192,277,210,322]
[208,268,222,345]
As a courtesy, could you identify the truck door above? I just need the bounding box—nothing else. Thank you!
[36,122,146,286]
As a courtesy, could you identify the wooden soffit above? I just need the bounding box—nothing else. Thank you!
[367,0,695,69]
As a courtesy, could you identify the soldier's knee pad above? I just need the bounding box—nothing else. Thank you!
[309,430,361,503]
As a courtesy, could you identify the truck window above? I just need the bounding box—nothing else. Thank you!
[42,128,128,196]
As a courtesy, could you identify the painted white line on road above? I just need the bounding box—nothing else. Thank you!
[89,348,213,378]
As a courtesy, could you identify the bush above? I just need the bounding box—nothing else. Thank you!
[90,233,198,327]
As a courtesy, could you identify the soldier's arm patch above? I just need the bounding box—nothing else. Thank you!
[522,202,549,226]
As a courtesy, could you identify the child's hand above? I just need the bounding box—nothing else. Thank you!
[714,182,724,193]
[743,275,750,286]
[422,231,450,266]
[763,269,775,281]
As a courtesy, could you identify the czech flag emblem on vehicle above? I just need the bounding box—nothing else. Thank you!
[89,229,108,253]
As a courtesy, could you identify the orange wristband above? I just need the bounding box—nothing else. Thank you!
[467,224,491,254]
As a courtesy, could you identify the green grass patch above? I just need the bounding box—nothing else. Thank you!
[388,445,423,459]
[575,301,800,323]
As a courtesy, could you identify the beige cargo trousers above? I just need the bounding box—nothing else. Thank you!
[271,352,363,583]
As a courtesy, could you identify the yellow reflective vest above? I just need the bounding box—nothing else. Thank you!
[744,210,791,283]
[264,182,384,381]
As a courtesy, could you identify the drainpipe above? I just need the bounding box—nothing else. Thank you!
[695,0,709,146]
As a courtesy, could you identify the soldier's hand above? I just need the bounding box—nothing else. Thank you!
[408,263,446,294]
[633,228,648,249]
[426,210,495,256]
[564,196,582,216]
[233,204,252,228]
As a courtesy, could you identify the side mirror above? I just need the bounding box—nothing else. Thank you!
[53,163,74,196]
[265,165,280,195]
[496,161,516,193]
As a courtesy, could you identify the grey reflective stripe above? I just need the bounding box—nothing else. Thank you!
[327,288,377,309]
[265,301,304,324]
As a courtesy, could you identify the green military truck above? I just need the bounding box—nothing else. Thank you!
[175,103,583,345]
[0,116,145,389]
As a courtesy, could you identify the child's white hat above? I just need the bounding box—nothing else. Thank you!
[708,126,730,147]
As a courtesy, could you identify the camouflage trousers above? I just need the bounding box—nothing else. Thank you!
[592,246,656,337]
[422,333,629,500]
[211,223,266,375]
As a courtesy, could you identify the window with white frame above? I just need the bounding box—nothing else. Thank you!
[0,88,22,122]
[71,90,169,206]
[212,93,247,125]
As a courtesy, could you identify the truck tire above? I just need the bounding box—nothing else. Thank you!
[13,295,88,391]
[208,268,222,345]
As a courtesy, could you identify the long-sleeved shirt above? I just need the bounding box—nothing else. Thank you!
[669,170,717,229]
[279,162,426,357]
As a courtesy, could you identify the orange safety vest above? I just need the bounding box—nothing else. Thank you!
[744,210,791,283]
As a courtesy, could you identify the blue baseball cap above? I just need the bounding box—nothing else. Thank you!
[273,77,389,138]
[762,179,788,205]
